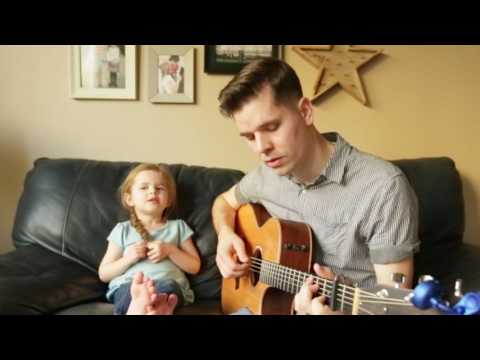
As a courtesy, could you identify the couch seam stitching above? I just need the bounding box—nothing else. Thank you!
[61,160,90,256]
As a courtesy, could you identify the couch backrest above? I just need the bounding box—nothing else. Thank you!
[392,157,465,280]
[12,158,244,300]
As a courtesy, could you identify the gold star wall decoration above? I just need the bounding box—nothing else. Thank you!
[292,45,383,106]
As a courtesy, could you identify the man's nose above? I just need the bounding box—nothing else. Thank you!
[255,134,272,154]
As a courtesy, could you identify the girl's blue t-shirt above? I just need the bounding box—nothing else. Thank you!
[106,219,195,304]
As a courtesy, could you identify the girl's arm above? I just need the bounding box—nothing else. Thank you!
[164,238,201,275]
[98,241,147,282]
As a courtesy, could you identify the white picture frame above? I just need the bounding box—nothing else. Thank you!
[70,45,137,100]
[148,45,195,104]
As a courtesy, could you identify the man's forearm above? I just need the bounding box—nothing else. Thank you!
[374,256,414,289]
[212,194,237,236]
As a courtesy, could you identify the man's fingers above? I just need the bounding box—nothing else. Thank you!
[295,280,313,315]
[217,254,249,278]
[313,263,335,280]
[217,248,249,274]
[218,250,238,272]
[294,294,307,315]
[305,276,320,295]
[308,283,319,294]
[316,295,328,305]
[232,237,249,263]
[298,277,313,301]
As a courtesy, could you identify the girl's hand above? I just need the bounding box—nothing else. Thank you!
[147,241,173,263]
[124,241,148,264]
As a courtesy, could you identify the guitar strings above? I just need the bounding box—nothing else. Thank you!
[251,260,413,306]
[249,261,376,315]
[251,257,411,302]
[250,258,413,307]
[248,261,365,312]
[249,262,409,313]
[250,261,356,302]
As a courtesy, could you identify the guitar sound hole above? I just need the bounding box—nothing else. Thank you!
[250,249,261,287]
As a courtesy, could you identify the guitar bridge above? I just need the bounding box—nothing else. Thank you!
[283,243,309,252]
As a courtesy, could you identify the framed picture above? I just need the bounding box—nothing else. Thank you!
[204,45,282,74]
[148,46,195,104]
[70,45,137,99]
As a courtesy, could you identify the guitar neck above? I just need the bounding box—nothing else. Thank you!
[253,258,429,315]
[253,258,356,314]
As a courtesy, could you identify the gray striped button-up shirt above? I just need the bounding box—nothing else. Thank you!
[235,132,420,289]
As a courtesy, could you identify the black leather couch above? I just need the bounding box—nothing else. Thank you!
[1,157,479,315]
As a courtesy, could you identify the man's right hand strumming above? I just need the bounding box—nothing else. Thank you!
[215,227,250,278]
[212,185,251,279]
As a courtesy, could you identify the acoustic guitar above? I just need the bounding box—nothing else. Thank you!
[221,203,437,315]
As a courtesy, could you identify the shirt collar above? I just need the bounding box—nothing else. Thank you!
[321,132,350,185]
[288,132,350,187]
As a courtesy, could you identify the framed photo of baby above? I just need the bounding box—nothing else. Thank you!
[70,45,137,99]
[148,46,195,104]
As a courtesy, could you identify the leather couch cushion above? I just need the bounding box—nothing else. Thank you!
[0,245,106,314]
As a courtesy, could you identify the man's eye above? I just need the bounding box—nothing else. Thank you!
[267,124,278,131]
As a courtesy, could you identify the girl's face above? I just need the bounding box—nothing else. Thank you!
[124,170,170,219]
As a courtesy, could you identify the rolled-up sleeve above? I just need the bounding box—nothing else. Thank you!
[366,174,420,264]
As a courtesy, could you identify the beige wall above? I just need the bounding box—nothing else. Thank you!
[1,45,479,254]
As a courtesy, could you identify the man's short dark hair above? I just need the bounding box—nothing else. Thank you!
[218,57,303,117]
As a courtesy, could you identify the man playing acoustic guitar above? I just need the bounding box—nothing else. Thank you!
[212,57,420,315]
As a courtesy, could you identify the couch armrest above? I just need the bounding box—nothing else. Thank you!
[454,244,480,292]
[441,244,480,293]
[0,245,107,314]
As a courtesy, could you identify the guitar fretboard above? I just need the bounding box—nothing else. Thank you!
[252,257,356,314]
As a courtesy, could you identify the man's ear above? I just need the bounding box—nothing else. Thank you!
[298,97,314,126]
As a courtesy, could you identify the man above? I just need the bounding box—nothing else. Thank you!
[212,58,420,315]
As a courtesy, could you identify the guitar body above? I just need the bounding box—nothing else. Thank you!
[221,203,313,315]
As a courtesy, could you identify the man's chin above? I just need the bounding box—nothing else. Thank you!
[271,166,291,177]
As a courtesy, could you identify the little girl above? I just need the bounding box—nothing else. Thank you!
[99,163,201,315]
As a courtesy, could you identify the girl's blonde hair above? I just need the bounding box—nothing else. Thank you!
[119,163,177,242]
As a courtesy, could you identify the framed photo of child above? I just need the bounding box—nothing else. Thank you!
[204,45,282,75]
[148,46,195,104]
[70,45,137,99]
